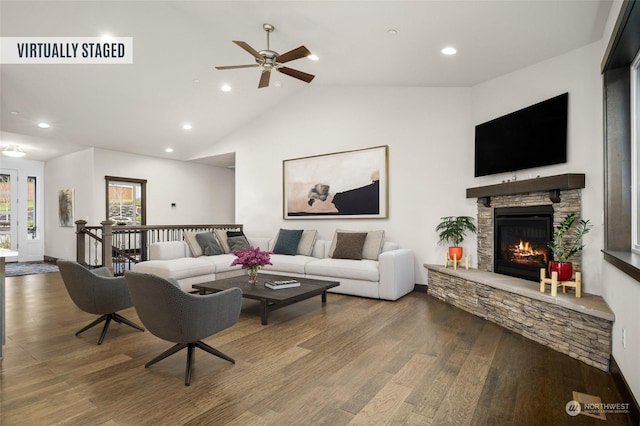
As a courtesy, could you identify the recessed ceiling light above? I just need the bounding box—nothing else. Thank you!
[193,79,200,84]
[221,84,232,92]
[441,46,457,55]
[387,29,398,36]
[37,122,50,129]
[308,54,319,61]
[165,148,174,153]
[182,124,192,130]
[10,111,18,115]
[101,34,116,43]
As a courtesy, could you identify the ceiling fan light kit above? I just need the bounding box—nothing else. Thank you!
[215,23,315,88]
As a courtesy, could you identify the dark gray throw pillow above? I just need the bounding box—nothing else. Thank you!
[332,232,367,260]
[272,229,304,255]
[227,235,250,251]
[203,242,224,256]
[196,232,219,253]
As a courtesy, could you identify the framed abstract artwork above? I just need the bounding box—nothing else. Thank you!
[58,188,74,227]
[283,145,388,219]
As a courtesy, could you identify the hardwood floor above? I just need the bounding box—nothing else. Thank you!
[1,272,632,425]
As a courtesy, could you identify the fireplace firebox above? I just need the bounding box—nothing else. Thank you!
[493,205,554,282]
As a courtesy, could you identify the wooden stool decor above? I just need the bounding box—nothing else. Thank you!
[444,253,469,270]
[539,268,581,298]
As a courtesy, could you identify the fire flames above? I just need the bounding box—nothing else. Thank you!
[509,240,547,265]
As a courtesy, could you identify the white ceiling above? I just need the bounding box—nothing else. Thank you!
[0,1,612,165]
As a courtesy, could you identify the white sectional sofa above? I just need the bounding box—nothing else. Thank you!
[132,232,415,301]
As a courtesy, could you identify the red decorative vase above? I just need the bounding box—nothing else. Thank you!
[548,261,573,281]
[448,246,463,261]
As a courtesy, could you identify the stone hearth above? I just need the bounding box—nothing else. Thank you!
[425,265,613,371]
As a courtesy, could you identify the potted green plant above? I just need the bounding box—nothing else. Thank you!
[435,216,477,260]
[547,213,591,281]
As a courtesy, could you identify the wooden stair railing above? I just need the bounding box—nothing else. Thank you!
[75,221,243,275]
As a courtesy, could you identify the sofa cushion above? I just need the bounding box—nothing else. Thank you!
[263,254,318,274]
[297,230,318,256]
[133,257,215,280]
[328,230,385,260]
[305,258,380,282]
[195,232,224,256]
[273,229,304,255]
[200,253,242,273]
[149,241,189,260]
[331,232,367,260]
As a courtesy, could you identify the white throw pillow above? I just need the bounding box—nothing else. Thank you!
[297,230,318,256]
[183,231,203,257]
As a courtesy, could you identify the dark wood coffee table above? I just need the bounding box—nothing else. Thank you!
[193,274,340,325]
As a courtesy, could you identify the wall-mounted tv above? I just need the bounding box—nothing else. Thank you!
[474,92,568,177]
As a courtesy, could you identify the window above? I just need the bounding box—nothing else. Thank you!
[27,176,37,239]
[105,176,146,225]
[634,51,640,253]
[603,0,640,279]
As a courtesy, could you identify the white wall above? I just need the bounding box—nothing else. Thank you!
[210,86,474,284]
[44,148,95,261]
[44,147,235,261]
[470,41,605,295]
[91,148,235,225]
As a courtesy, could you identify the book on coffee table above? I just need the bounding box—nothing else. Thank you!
[265,279,301,289]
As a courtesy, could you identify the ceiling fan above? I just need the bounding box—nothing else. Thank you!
[215,23,315,88]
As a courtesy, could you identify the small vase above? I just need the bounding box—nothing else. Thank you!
[548,261,573,281]
[247,268,259,284]
[448,246,463,261]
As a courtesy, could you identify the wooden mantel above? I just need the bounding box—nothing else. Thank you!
[466,173,585,207]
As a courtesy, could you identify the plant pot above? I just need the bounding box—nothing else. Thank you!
[448,246,463,261]
[548,261,573,281]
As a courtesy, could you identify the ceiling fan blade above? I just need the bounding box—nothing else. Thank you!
[258,69,271,88]
[276,45,312,63]
[233,40,263,61]
[278,66,315,83]
[215,64,260,70]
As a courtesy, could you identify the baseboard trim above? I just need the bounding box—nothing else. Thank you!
[610,355,640,425]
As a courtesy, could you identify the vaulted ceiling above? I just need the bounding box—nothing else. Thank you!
[0,1,612,165]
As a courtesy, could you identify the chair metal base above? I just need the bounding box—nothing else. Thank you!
[145,340,235,386]
[75,312,145,345]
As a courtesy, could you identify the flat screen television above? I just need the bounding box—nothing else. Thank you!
[474,92,568,177]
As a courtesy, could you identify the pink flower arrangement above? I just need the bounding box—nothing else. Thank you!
[230,246,273,271]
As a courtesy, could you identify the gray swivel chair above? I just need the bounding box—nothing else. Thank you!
[124,271,242,386]
[57,260,144,344]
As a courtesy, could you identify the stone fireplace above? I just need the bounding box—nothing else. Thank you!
[425,174,615,372]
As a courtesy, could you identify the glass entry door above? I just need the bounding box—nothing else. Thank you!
[0,171,18,261]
